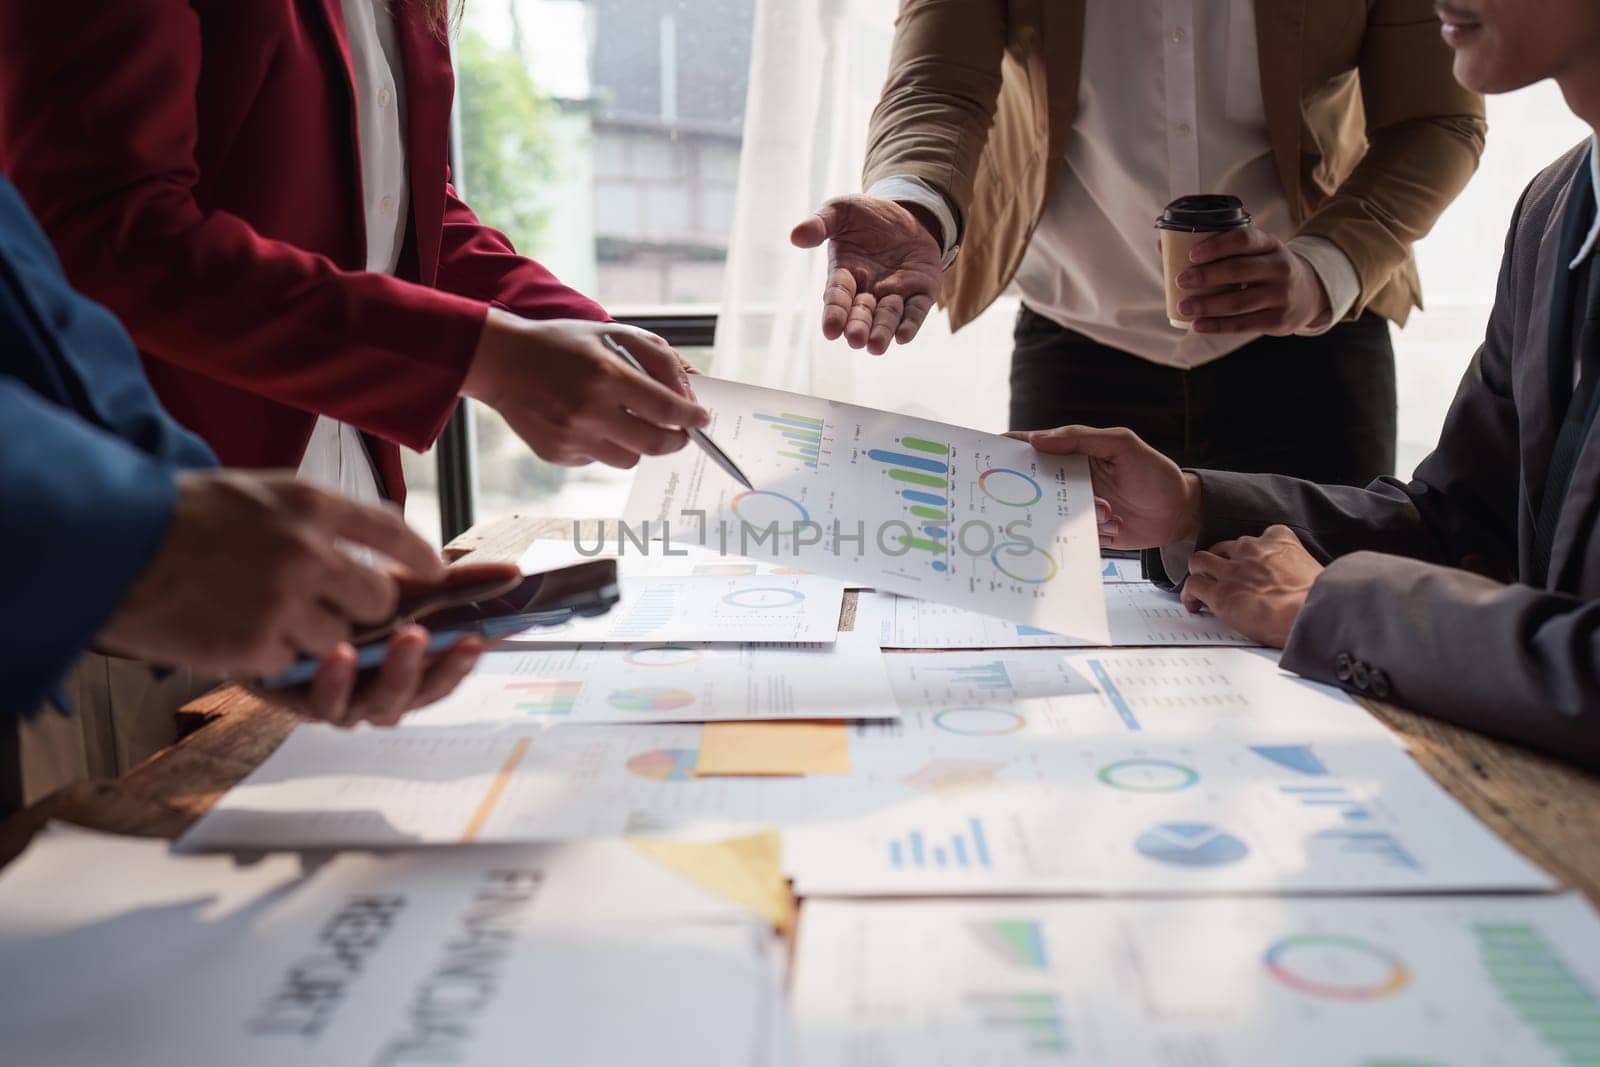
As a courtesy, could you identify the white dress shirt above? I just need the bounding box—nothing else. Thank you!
[872,0,1360,370]
[296,0,413,503]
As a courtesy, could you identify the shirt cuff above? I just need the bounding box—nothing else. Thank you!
[1287,236,1361,336]
[865,175,961,269]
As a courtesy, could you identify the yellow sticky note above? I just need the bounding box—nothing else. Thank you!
[628,831,797,933]
[695,720,850,776]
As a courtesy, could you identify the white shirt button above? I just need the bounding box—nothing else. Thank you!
[379,86,393,108]
[379,194,397,215]
[1170,26,1187,45]
[1175,122,1192,137]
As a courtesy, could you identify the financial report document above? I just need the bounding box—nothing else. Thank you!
[0,827,785,1067]
[623,377,1110,644]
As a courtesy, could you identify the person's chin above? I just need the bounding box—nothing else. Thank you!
[1450,47,1526,96]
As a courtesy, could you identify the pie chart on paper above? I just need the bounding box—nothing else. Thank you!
[1134,822,1250,867]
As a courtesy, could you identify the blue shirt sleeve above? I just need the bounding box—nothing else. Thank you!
[0,174,218,719]
[0,380,185,718]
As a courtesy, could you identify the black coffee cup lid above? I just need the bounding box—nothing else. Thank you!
[1156,195,1252,232]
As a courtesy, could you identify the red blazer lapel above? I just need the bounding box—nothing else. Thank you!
[395,14,452,286]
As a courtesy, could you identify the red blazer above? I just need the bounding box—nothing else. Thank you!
[0,2,607,504]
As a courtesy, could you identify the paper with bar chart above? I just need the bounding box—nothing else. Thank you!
[783,731,1549,895]
[871,585,1257,649]
[499,572,843,644]
[403,631,898,726]
[793,895,1600,1067]
[623,377,1110,643]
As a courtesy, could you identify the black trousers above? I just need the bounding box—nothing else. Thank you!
[1009,307,1397,487]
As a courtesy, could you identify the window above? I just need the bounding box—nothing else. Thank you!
[404,0,756,544]
[1396,83,1588,476]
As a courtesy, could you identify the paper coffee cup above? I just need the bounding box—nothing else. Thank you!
[1156,195,1253,329]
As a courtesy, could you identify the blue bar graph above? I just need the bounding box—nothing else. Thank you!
[888,818,993,870]
[934,660,1013,690]
[755,413,824,432]
[756,412,825,469]
[1087,659,1141,731]
[1280,784,1373,821]
[867,449,949,474]
[1313,829,1421,870]
[902,489,947,507]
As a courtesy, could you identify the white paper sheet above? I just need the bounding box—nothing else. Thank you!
[881,646,1392,741]
[794,895,1600,1067]
[0,826,784,1067]
[874,585,1256,648]
[502,572,844,644]
[782,731,1551,895]
[622,377,1110,643]
[405,629,898,726]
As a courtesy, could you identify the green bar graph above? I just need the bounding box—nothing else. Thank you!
[898,535,946,555]
[909,505,947,521]
[902,436,950,456]
[890,469,946,489]
[1474,923,1600,1063]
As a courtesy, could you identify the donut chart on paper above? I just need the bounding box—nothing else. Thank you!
[721,587,806,609]
[991,541,1060,584]
[932,707,1026,737]
[978,467,1044,507]
[1263,934,1410,1001]
[622,646,704,668]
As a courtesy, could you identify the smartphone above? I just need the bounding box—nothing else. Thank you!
[257,559,620,690]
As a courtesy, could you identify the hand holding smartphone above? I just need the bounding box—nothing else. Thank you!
[256,559,620,691]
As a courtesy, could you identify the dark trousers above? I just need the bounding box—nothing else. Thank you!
[1009,307,1398,486]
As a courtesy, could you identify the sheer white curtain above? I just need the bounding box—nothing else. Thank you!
[711,0,1014,431]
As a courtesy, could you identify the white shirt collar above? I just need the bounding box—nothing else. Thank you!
[1570,136,1600,270]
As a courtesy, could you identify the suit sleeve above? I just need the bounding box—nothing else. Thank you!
[0,1,490,453]
[0,381,182,720]
[859,0,1009,220]
[1294,0,1488,317]
[1204,184,1600,769]
[434,180,609,322]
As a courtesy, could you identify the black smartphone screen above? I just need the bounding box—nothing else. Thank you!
[414,559,620,630]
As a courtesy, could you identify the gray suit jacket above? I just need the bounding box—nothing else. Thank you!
[1174,141,1600,770]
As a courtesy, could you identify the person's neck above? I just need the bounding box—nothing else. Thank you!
[1556,63,1600,142]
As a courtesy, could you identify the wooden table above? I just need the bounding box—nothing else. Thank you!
[4,515,1599,909]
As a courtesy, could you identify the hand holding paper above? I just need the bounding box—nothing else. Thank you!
[623,377,1110,644]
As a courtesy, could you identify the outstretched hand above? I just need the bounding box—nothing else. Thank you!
[790,195,943,354]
